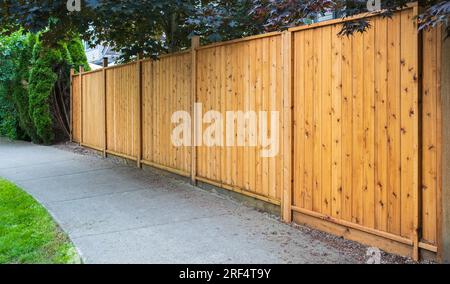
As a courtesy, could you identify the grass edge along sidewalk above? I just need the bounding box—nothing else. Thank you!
[0,178,81,264]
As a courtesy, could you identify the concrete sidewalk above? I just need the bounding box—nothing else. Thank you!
[0,137,377,264]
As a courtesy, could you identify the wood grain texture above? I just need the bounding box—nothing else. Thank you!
[422,27,442,245]
[291,8,429,254]
[106,64,139,158]
[72,75,81,143]
[141,53,192,175]
[196,35,284,203]
[82,70,104,149]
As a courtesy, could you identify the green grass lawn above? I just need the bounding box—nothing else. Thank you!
[0,178,81,264]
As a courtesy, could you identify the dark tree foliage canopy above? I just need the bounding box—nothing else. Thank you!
[0,0,448,61]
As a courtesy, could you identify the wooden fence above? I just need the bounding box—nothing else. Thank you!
[71,4,443,261]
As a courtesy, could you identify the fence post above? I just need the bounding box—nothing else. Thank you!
[79,66,84,146]
[191,36,200,185]
[137,54,143,168]
[281,31,293,223]
[70,68,74,142]
[103,58,108,158]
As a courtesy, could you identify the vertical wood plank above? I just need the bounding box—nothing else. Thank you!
[387,13,402,235]
[276,37,283,201]
[218,46,227,184]
[103,58,108,158]
[375,17,388,232]
[255,41,263,196]
[243,42,250,191]
[435,26,443,261]
[70,68,74,142]
[352,33,364,225]
[304,30,314,211]
[156,61,161,164]
[312,28,323,213]
[400,7,419,259]
[248,41,257,193]
[293,32,305,208]
[282,31,293,222]
[269,37,277,200]
[137,55,142,168]
[363,24,375,229]
[207,50,213,179]
[341,32,353,222]
[79,66,84,145]
[191,36,200,184]
[321,26,333,216]
[331,24,343,219]
[225,45,233,186]
[262,38,270,198]
[422,28,438,244]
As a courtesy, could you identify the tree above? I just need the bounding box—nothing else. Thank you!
[1,0,199,61]
[187,0,265,43]
[84,0,197,61]
[1,1,447,62]
[419,0,450,37]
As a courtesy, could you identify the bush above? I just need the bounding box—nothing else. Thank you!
[28,41,62,144]
[0,83,19,139]
[0,32,89,144]
[0,32,22,140]
[67,37,90,72]
[12,33,39,142]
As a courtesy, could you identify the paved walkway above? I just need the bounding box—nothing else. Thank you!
[0,138,371,264]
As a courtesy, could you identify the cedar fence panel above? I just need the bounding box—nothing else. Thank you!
[195,34,284,204]
[141,52,192,175]
[105,64,139,159]
[291,6,424,258]
[82,70,104,149]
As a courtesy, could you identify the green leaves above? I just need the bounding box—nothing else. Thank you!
[0,32,89,144]
[0,1,448,62]
[419,1,450,39]
[188,0,263,43]
[0,31,26,140]
[28,41,61,144]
